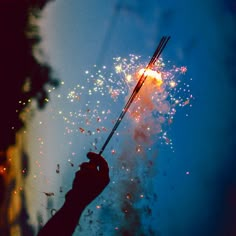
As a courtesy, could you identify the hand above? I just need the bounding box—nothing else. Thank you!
[66,152,110,209]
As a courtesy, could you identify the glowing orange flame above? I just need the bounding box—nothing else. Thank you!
[138,68,163,87]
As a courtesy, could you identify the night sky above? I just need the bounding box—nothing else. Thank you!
[24,0,236,235]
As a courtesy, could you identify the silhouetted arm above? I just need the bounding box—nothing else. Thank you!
[37,200,85,236]
[37,152,110,236]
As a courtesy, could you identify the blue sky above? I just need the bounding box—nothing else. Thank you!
[26,0,236,235]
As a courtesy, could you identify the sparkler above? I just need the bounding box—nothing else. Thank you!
[99,36,171,155]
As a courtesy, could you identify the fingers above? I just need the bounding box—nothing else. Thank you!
[79,162,96,170]
[86,152,101,160]
[87,152,109,176]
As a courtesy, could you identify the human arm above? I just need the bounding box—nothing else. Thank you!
[37,152,110,236]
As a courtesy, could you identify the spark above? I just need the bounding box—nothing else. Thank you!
[115,64,122,73]
[99,36,171,154]
[180,66,187,74]
[169,80,176,87]
[126,74,132,82]
[45,37,192,156]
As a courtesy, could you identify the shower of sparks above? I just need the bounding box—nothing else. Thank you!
[99,36,170,155]
[11,38,195,235]
[19,52,193,234]
[44,54,193,155]
[18,53,193,187]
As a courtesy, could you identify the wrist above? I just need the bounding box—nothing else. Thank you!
[64,189,87,214]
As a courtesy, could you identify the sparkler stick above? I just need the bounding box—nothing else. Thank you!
[99,36,171,155]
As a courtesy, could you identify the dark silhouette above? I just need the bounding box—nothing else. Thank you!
[0,0,59,150]
[0,1,110,235]
[37,152,110,236]
[0,2,111,235]
[0,0,59,234]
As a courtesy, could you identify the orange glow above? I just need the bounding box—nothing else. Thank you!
[138,68,163,87]
[0,166,7,175]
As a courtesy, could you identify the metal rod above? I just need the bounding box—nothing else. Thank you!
[99,36,170,155]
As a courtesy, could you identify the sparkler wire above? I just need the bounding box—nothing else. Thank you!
[99,36,171,155]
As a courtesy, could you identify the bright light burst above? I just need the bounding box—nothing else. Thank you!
[25,54,193,235]
[55,54,193,153]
